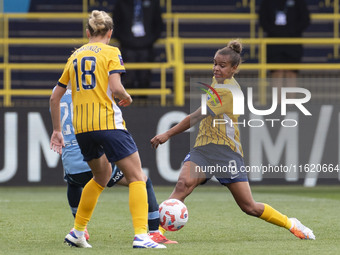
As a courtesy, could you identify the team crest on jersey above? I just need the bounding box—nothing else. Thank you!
[209,99,216,107]
[118,54,124,66]
[209,95,223,107]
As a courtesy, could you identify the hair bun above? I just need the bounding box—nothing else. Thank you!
[87,10,113,37]
[227,40,242,54]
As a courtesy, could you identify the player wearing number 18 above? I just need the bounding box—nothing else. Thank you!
[50,10,165,249]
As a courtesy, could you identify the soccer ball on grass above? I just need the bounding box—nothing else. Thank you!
[159,199,188,231]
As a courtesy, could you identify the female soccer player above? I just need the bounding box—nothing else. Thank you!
[151,39,315,240]
[50,10,165,248]
[58,88,176,244]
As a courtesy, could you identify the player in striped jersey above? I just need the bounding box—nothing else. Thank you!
[59,88,177,244]
[151,39,315,240]
[50,10,165,248]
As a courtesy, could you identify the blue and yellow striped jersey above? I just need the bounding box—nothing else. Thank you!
[194,77,243,156]
[58,42,126,134]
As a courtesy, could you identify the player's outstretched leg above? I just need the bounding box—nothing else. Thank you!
[227,182,316,240]
[289,218,315,240]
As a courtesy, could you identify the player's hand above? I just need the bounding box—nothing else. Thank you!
[50,131,64,155]
[118,96,132,107]
[150,133,170,149]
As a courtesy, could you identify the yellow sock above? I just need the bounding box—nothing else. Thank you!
[74,178,104,231]
[159,226,166,235]
[129,181,148,235]
[260,203,292,230]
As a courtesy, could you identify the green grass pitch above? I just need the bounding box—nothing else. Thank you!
[1,185,340,255]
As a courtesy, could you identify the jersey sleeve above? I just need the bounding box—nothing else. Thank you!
[108,48,126,75]
[58,57,72,88]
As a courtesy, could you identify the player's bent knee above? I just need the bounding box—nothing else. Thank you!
[239,203,260,217]
[174,179,194,195]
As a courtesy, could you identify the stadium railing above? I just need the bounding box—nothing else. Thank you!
[0,12,172,107]
[1,4,340,106]
[163,9,340,105]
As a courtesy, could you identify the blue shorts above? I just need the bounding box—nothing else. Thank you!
[76,129,138,162]
[65,164,124,187]
[183,143,248,185]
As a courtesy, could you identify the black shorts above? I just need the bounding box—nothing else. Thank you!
[65,164,124,188]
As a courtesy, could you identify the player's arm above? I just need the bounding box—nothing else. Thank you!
[50,85,66,154]
[108,73,132,107]
[151,107,206,148]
